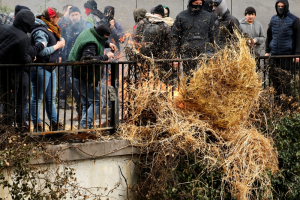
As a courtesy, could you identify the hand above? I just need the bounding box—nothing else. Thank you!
[33,56,37,62]
[173,62,179,69]
[59,57,62,63]
[109,43,117,52]
[54,40,65,50]
[265,53,270,57]
[293,58,299,63]
[110,19,115,29]
[42,42,46,47]
[106,52,115,60]
[253,39,257,44]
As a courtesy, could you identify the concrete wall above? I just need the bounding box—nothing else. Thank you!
[0,140,139,200]
[2,0,300,34]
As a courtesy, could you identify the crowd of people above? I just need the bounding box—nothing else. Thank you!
[0,0,299,132]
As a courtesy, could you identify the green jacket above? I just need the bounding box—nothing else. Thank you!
[68,27,106,83]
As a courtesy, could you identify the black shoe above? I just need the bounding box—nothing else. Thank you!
[33,123,43,132]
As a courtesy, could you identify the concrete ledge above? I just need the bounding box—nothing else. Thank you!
[31,140,140,165]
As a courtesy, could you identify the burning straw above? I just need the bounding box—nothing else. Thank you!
[119,32,278,199]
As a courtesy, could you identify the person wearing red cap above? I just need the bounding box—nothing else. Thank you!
[30,7,66,132]
[84,0,105,27]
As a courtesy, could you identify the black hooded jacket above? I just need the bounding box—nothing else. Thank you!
[172,0,215,57]
[0,9,34,64]
[265,0,300,55]
[214,9,240,47]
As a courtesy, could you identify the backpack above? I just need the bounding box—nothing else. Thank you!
[141,21,165,56]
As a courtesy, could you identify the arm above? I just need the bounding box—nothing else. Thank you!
[208,14,215,52]
[82,43,109,61]
[293,18,300,55]
[18,37,32,63]
[132,20,145,43]
[114,22,125,39]
[172,15,183,57]
[164,24,172,52]
[33,30,55,57]
[27,42,45,60]
[254,24,265,45]
[265,23,272,54]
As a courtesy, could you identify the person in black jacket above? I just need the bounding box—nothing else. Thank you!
[212,0,240,48]
[172,0,215,74]
[0,9,35,126]
[265,0,300,99]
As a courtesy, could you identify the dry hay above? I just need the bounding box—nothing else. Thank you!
[119,32,278,199]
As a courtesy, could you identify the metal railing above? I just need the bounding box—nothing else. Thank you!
[0,55,299,135]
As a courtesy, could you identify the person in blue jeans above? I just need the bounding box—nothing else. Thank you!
[68,24,116,130]
[30,7,65,132]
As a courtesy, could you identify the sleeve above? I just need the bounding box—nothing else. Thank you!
[207,14,215,52]
[27,42,45,60]
[254,23,265,45]
[114,22,125,43]
[32,30,55,57]
[82,43,109,61]
[171,15,183,57]
[18,37,33,64]
[132,20,144,43]
[164,24,172,52]
[293,18,300,55]
[104,40,110,48]
[265,23,272,54]
[230,18,240,34]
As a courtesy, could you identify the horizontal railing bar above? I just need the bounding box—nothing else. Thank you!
[258,55,300,59]
[32,127,114,135]
[0,61,137,67]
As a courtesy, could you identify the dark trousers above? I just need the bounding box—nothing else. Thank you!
[16,71,29,126]
[0,69,19,125]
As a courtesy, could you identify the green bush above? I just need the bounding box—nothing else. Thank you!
[271,114,300,199]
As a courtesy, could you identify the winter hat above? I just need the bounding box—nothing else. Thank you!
[69,6,81,15]
[152,4,164,16]
[43,7,64,19]
[15,5,30,16]
[245,7,256,15]
[212,0,228,16]
[95,24,112,37]
[104,6,115,18]
[133,8,147,23]
[84,0,97,10]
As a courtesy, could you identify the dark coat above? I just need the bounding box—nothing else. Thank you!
[214,9,240,48]
[172,0,215,57]
[265,0,300,55]
[0,9,34,65]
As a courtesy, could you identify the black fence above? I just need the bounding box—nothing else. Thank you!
[0,55,299,135]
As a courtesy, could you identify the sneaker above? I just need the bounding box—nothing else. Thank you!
[50,122,64,131]
[58,102,72,110]
[33,123,43,132]
[69,115,80,121]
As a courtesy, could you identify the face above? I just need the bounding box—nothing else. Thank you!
[50,16,60,25]
[192,0,203,5]
[245,13,255,23]
[164,8,168,17]
[104,35,110,39]
[277,2,285,8]
[70,12,81,24]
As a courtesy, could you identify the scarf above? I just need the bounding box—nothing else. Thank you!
[38,15,61,40]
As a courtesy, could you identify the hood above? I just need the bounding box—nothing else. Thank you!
[15,5,30,15]
[275,0,289,17]
[213,0,228,16]
[104,6,114,18]
[145,13,165,23]
[133,8,147,23]
[239,17,247,24]
[162,5,170,17]
[163,17,174,26]
[13,9,35,33]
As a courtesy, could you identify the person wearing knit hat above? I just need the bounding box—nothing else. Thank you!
[84,0,105,27]
[152,5,164,17]
[161,5,174,26]
[212,0,240,48]
[68,24,116,130]
[239,7,265,55]
[30,7,65,132]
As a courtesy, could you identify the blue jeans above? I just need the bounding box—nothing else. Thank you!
[30,67,58,124]
[74,78,100,129]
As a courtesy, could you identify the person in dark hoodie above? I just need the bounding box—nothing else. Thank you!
[265,0,300,99]
[0,9,35,126]
[68,24,116,130]
[212,0,239,48]
[84,0,105,27]
[30,7,65,132]
[13,5,46,129]
[172,0,215,74]
[133,8,147,32]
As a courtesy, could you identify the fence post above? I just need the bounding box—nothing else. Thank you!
[111,62,119,134]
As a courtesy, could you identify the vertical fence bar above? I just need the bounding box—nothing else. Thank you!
[50,66,53,131]
[99,64,102,128]
[122,64,124,121]
[71,65,74,130]
[92,64,96,129]
[21,68,24,127]
[57,66,61,132]
[106,64,109,127]
[64,65,67,130]
[86,65,89,130]
[43,66,46,132]
[29,67,31,133]
[111,62,119,134]
[35,66,38,132]
[13,67,16,127]
[79,66,82,130]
